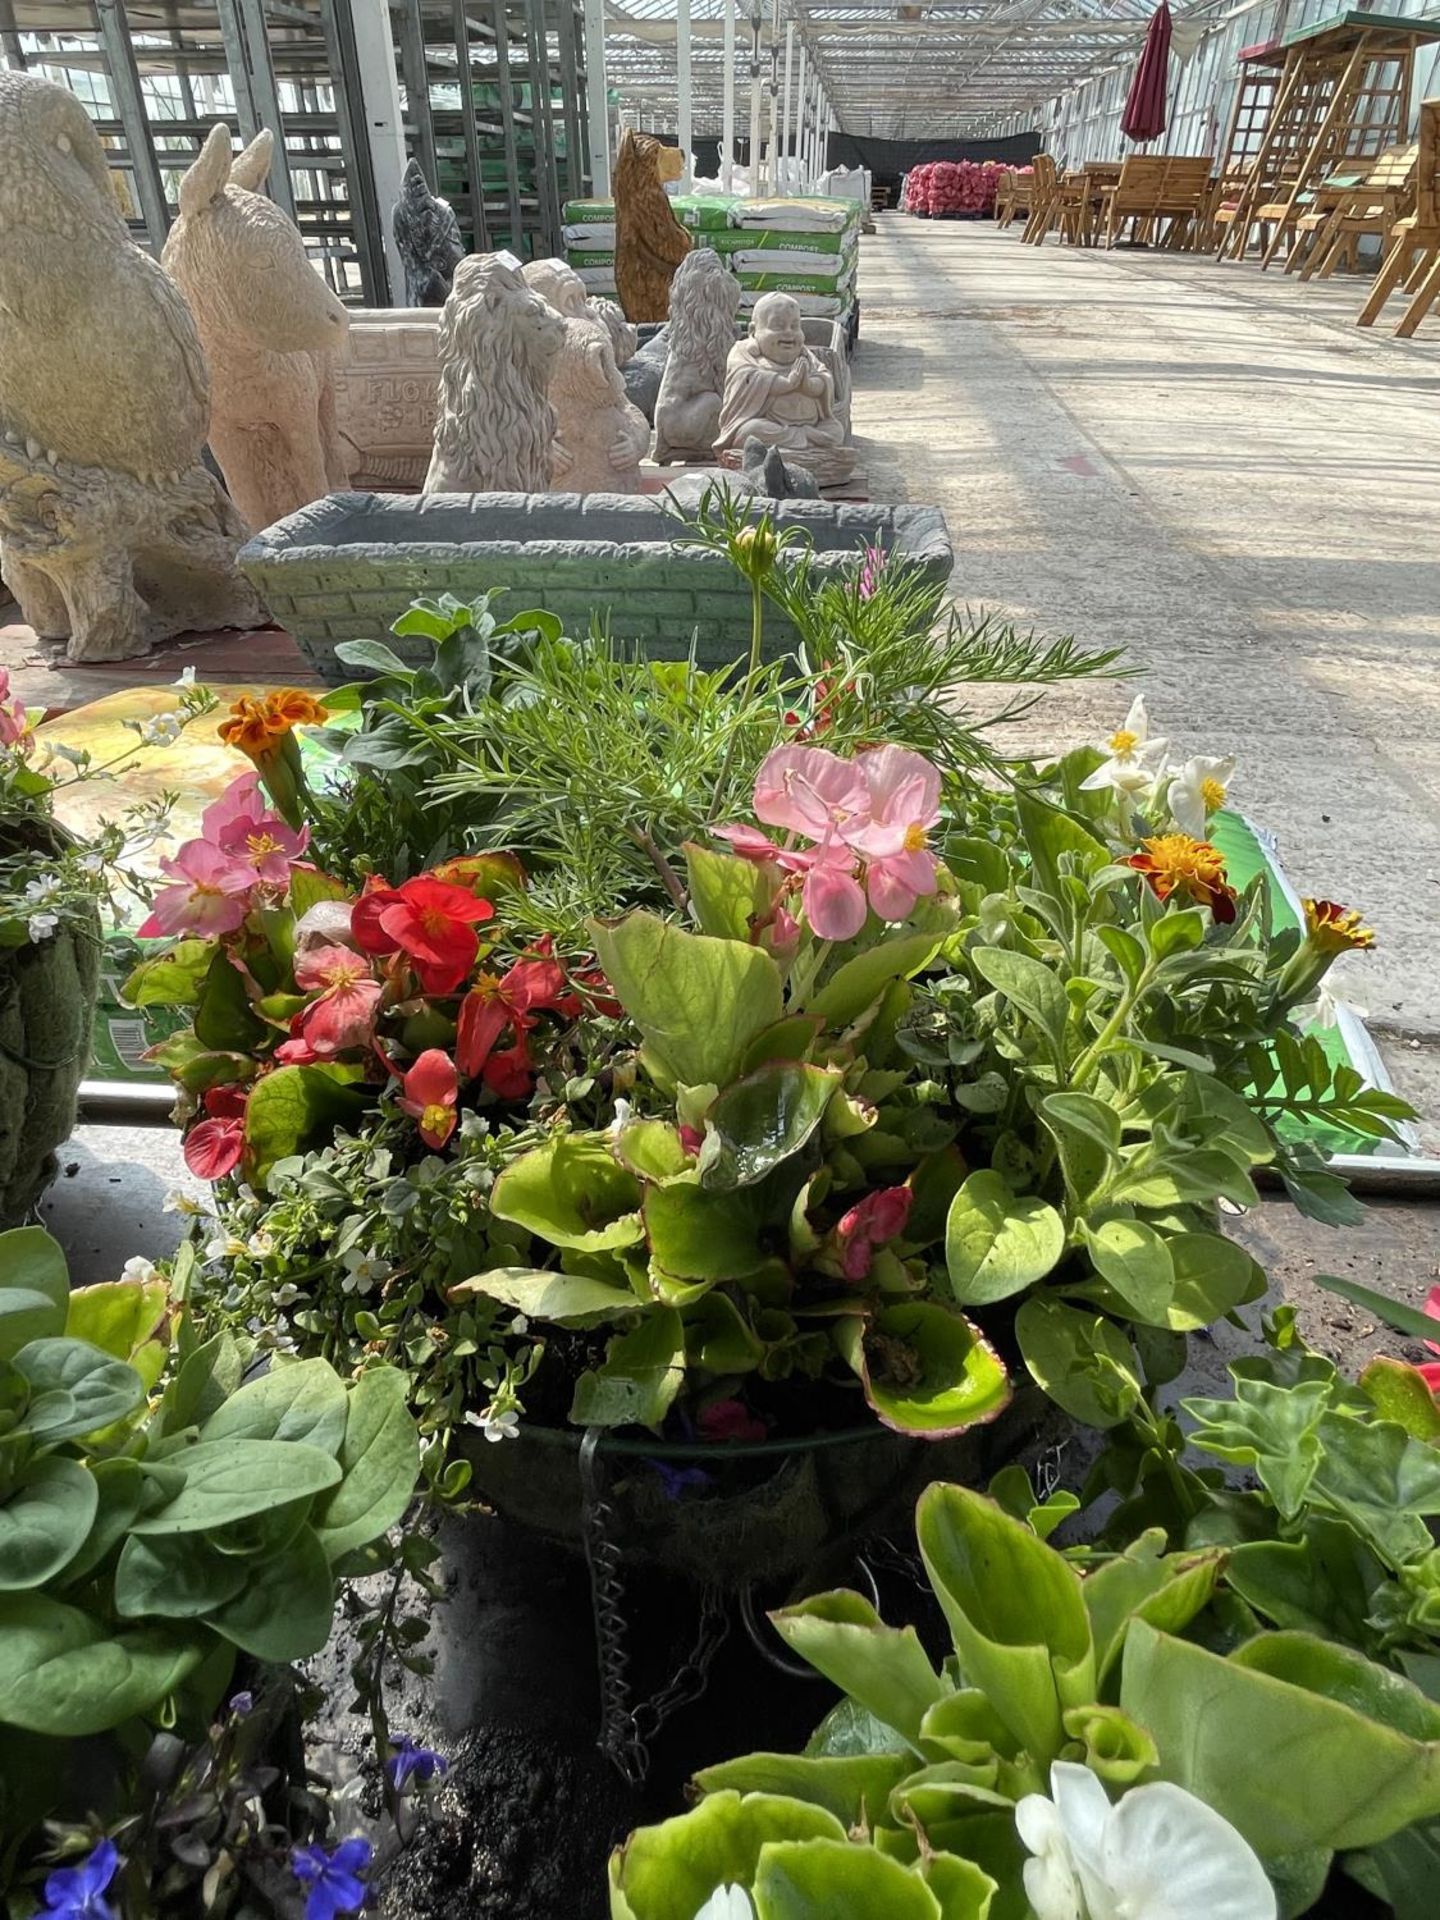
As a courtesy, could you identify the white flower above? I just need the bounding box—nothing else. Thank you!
[172,665,197,688]
[121,1255,157,1284]
[608,1097,632,1138]
[139,710,183,747]
[464,1407,520,1443]
[1166,754,1236,839]
[1080,696,1169,800]
[23,875,61,906]
[273,1282,303,1307]
[693,1890,754,1920]
[205,1234,248,1263]
[341,1246,392,1295]
[1016,1762,1275,1920]
[246,1230,274,1258]
[163,1188,206,1217]
[77,851,106,877]
[26,912,58,943]
[509,1314,530,1337]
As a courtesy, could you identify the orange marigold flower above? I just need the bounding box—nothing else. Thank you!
[1303,898,1375,953]
[1124,833,1238,924]
[219,689,329,758]
[217,695,275,756]
[263,688,330,730]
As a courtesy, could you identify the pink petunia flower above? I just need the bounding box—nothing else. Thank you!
[398,1048,459,1150]
[201,773,309,887]
[293,944,383,1057]
[136,840,255,938]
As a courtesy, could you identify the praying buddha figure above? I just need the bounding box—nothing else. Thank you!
[714,292,855,486]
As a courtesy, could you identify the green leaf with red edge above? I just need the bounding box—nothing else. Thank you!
[243,1064,369,1190]
[1359,1356,1440,1443]
[122,939,215,1010]
[834,1302,1010,1438]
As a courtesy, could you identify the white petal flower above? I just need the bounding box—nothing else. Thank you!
[26,912,58,943]
[608,1097,633,1138]
[172,665,197,688]
[1080,695,1170,800]
[77,852,106,877]
[139,710,184,747]
[23,875,61,906]
[1166,754,1235,839]
[121,1255,157,1285]
[464,1407,520,1443]
[340,1246,393,1295]
[693,1890,754,1920]
[163,1189,206,1217]
[205,1234,248,1262]
[246,1231,274,1258]
[273,1282,303,1307]
[1016,1762,1275,1920]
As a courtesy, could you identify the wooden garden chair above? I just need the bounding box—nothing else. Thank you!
[994,169,1016,227]
[1297,141,1417,279]
[1358,99,1440,335]
[1003,169,1034,230]
[1022,155,1061,243]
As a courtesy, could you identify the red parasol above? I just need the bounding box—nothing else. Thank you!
[1121,0,1173,145]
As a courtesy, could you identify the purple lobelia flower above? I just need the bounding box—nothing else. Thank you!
[290,1837,372,1920]
[229,1690,254,1717]
[40,1838,120,1920]
[386,1735,449,1792]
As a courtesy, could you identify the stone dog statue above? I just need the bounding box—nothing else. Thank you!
[653,246,741,465]
[0,72,263,661]
[715,291,855,486]
[613,129,691,324]
[424,254,564,493]
[392,157,465,306]
[164,124,350,532]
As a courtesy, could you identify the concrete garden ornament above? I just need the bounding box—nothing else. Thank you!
[163,123,350,532]
[0,72,262,660]
[424,254,564,493]
[613,128,692,323]
[715,293,855,485]
[522,258,651,491]
[391,156,465,307]
[653,246,742,465]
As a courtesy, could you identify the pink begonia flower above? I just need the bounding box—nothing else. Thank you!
[848,745,942,921]
[136,840,255,938]
[754,744,868,842]
[699,1398,768,1444]
[801,838,869,941]
[835,1185,914,1281]
[201,773,309,887]
[293,943,383,1057]
[398,1048,459,1150]
[1416,1284,1440,1394]
[0,668,28,751]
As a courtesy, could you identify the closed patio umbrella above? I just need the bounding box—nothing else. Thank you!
[1121,0,1173,145]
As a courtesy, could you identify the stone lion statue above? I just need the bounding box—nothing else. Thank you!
[613,129,691,324]
[164,124,350,532]
[548,318,651,495]
[588,296,638,369]
[0,72,262,660]
[653,247,741,465]
[424,254,564,493]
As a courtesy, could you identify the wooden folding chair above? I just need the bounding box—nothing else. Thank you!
[1299,141,1417,279]
[1022,155,1061,243]
[1358,98,1440,335]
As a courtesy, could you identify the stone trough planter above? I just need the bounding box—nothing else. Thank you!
[238,490,954,682]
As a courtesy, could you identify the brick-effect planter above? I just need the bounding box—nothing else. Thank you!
[238,491,953,683]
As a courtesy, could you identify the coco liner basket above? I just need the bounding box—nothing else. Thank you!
[0,816,101,1226]
[457,1385,1052,1593]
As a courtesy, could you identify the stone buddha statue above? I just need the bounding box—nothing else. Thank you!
[714,292,855,485]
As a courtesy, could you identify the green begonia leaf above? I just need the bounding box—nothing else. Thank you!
[0,1457,98,1591]
[695,1753,914,1829]
[770,1589,946,1749]
[916,1484,1096,1767]
[121,938,214,1009]
[63,1277,170,1366]
[1121,1620,1440,1854]
[1080,1529,1225,1681]
[590,912,784,1091]
[0,1227,68,1361]
[0,1592,207,1736]
[1015,1297,1142,1430]
[609,1791,845,1920]
[834,1304,1011,1438]
[644,1182,769,1282]
[312,1366,420,1563]
[808,933,942,1028]
[244,1064,369,1189]
[489,1135,644,1252]
[754,1838,955,1919]
[944,1171,1064,1306]
[1359,1357,1440,1443]
[683,842,777,941]
[701,1063,840,1191]
[199,1357,348,1454]
[452,1266,637,1326]
[131,1438,340,1535]
[1060,1704,1158,1786]
[570,1309,686,1429]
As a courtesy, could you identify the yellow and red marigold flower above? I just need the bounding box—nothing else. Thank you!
[218,688,330,757]
[1303,898,1376,954]
[1124,833,1238,924]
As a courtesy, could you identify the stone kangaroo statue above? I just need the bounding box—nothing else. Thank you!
[164,124,350,532]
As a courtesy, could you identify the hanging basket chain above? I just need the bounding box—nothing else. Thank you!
[579,1427,731,1787]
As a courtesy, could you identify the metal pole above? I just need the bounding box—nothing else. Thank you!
[493,0,525,245]
[350,0,409,297]
[747,6,762,192]
[449,0,491,253]
[523,0,562,254]
[318,0,389,300]
[554,0,584,210]
[394,0,438,187]
[794,41,807,191]
[780,20,793,194]
[215,0,260,142]
[93,0,172,249]
[234,0,298,220]
[0,0,28,70]
[721,0,736,191]
[676,0,692,189]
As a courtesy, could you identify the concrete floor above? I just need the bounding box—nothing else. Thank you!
[850,214,1440,1142]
